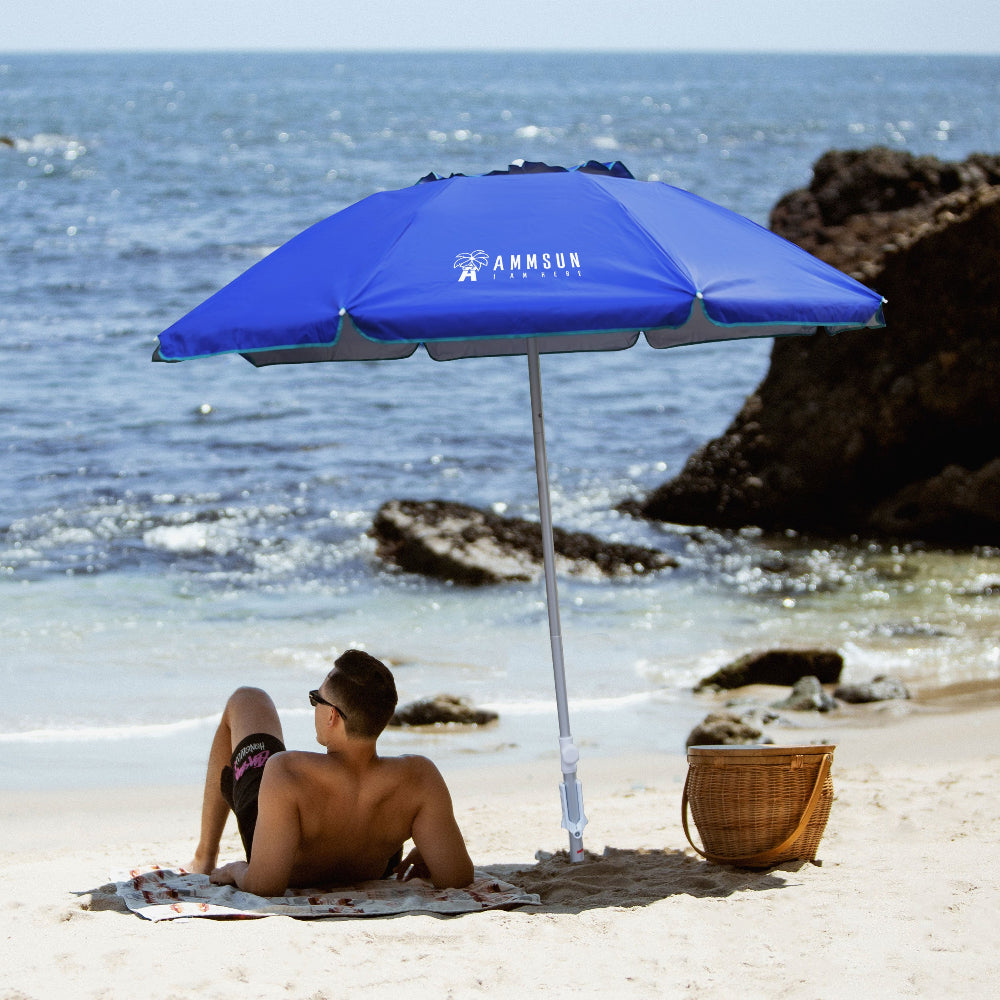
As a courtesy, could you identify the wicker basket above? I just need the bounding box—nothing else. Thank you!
[682,744,835,867]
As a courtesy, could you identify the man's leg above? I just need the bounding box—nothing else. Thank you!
[188,687,283,875]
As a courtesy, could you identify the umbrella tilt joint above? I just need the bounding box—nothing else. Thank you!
[559,736,588,846]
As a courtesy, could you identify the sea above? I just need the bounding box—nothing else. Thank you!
[3,51,1000,792]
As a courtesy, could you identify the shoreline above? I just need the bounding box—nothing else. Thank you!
[3,693,999,997]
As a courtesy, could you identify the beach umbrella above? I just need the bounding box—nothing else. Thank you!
[153,160,885,862]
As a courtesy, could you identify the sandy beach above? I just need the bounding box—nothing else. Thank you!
[3,689,999,999]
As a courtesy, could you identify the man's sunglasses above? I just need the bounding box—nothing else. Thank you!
[309,689,348,721]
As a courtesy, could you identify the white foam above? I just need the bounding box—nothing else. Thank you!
[0,713,220,744]
[143,522,239,555]
[15,132,87,156]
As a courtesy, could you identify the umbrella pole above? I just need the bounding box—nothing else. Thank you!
[526,340,587,862]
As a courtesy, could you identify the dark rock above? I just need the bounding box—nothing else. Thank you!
[695,649,844,691]
[771,676,838,712]
[834,675,910,703]
[370,498,676,586]
[772,147,997,233]
[685,711,768,748]
[634,148,1000,546]
[869,460,1000,544]
[389,694,499,727]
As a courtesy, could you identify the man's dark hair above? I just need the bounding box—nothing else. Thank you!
[326,650,398,739]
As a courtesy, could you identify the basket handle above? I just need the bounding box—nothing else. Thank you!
[681,752,833,867]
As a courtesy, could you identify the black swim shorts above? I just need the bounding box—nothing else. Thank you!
[220,732,286,860]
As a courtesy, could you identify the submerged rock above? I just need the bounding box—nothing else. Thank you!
[634,148,1000,546]
[834,675,910,703]
[695,649,844,691]
[389,694,498,727]
[371,498,676,586]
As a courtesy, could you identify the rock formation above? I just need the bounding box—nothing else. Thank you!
[695,649,844,691]
[637,148,1000,545]
[770,676,838,713]
[371,498,676,586]
[834,675,910,704]
[685,711,767,748]
[389,694,499,727]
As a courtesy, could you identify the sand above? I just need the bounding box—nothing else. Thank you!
[3,693,999,999]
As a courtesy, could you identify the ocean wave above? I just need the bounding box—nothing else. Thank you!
[1,492,363,583]
[4,131,88,157]
[0,713,220,744]
[0,695,657,745]
[142,521,243,556]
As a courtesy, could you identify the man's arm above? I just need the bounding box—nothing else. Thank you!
[210,755,300,897]
[408,759,474,889]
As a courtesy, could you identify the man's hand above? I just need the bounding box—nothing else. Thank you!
[393,847,431,881]
[209,860,249,887]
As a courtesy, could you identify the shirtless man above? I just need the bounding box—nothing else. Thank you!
[188,649,474,895]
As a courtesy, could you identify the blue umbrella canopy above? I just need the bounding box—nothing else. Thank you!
[154,161,884,365]
[154,161,885,862]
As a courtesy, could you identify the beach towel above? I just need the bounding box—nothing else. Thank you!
[116,867,539,921]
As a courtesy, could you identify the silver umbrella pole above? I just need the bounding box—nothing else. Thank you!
[526,340,587,862]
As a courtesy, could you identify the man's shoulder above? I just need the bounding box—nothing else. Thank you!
[261,749,327,782]
[375,754,450,796]
[381,753,441,778]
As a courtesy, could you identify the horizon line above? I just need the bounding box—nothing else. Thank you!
[3,47,999,57]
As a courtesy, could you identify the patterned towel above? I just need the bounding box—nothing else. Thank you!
[116,867,539,921]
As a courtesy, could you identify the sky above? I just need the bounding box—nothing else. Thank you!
[2,0,998,54]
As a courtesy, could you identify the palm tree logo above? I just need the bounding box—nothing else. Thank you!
[454,250,490,282]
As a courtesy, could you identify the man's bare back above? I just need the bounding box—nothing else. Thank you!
[189,651,474,897]
[273,751,423,886]
[246,749,469,892]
